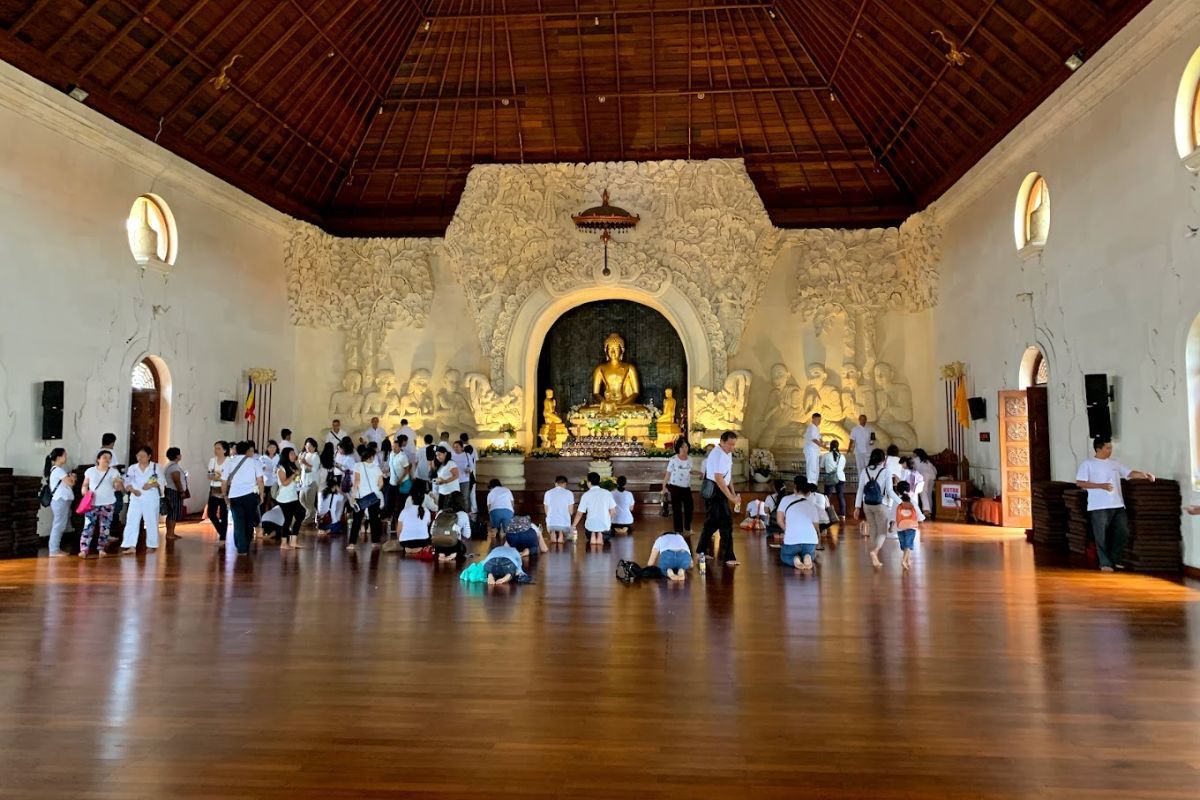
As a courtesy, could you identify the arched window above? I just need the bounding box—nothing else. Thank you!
[126,193,178,266]
[131,361,157,390]
[1014,172,1050,254]
[1018,345,1049,390]
[1175,46,1200,170]
[1034,353,1049,386]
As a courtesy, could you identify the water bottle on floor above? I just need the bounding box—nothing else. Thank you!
[698,552,706,575]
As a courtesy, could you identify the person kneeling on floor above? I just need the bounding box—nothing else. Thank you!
[776,478,821,571]
[482,529,530,585]
[647,531,693,581]
[430,493,471,563]
[501,514,549,558]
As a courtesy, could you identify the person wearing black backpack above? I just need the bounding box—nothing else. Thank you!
[853,448,899,568]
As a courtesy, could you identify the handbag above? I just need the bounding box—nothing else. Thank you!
[40,473,63,508]
[659,491,672,517]
[154,465,171,517]
[76,468,110,515]
[700,478,716,500]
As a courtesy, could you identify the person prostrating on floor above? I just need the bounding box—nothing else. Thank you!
[647,531,693,581]
[482,528,530,585]
[543,475,576,544]
[697,431,741,567]
[573,471,616,547]
[776,479,821,571]
[500,514,549,558]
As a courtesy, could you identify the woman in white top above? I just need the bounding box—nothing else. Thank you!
[648,531,692,581]
[853,448,900,569]
[120,445,163,554]
[207,440,230,540]
[396,486,434,552]
[299,438,320,524]
[80,449,123,558]
[821,440,848,521]
[660,439,695,534]
[611,476,636,534]
[44,448,75,558]
[348,444,384,551]
[260,440,280,509]
[317,476,346,537]
[274,447,305,550]
[777,478,821,571]
[485,478,515,533]
[334,438,357,493]
[913,448,938,515]
[432,447,461,509]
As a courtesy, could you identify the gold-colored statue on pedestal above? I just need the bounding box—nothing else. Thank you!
[584,332,646,415]
[539,389,566,447]
[657,388,681,438]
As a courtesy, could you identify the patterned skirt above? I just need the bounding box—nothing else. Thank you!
[164,488,185,521]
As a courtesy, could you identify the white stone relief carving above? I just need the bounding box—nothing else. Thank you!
[464,373,524,432]
[691,370,752,432]
[435,368,476,435]
[444,159,783,388]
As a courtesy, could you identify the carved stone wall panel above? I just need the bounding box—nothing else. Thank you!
[444,159,783,389]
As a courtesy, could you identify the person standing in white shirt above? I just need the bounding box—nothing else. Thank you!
[120,446,163,554]
[388,435,413,531]
[451,441,472,508]
[848,415,876,472]
[260,441,280,511]
[804,413,824,485]
[432,447,462,509]
[573,472,617,546]
[299,438,321,524]
[222,441,265,556]
[821,440,847,521]
[543,476,576,543]
[854,447,899,568]
[362,417,387,449]
[325,420,349,450]
[277,428,295,457]
[207,441,230,541]
[79,450,123,558]
[395,419,418,457]
[43,447,75,558]
[1075,436,1155,572]
[698,431,741,566]
[913,448,938,515]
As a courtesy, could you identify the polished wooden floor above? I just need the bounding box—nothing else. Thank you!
[2,519,1199,799]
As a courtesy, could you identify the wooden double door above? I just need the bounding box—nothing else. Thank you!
[997,386,1051,529]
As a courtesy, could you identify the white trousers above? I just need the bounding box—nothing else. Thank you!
[804,449,820,485]
[121,492,161,548]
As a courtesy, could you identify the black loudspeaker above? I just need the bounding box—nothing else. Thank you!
[42,380,64,409]
[42,408,63,440]
[219,400,237,422]
[1087,404,1113,440]
[1084,374,1110,406]
[967,396,987,421]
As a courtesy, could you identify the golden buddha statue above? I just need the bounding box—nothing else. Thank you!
[585,332,646,414]
[657,388,681,436]
[542,388,563,426]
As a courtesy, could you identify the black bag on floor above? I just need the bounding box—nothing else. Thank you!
[616,560,642,584]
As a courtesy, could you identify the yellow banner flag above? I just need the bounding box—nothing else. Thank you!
[954,377,971,428]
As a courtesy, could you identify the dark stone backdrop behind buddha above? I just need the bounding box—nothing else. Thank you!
[537,300,687,428]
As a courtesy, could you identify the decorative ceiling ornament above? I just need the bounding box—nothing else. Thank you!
[931,30,970,67]
[209,54,241,92]
[571,189,640,276]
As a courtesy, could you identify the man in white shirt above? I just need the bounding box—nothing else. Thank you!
[395,419,418,460]
[848,415,876,471]
[278,428,295,456]
[388,435,412,528]
[804,413,824,485]
[362,417,387,449]
[698,431,741,567]
[451,441,472,505]
[1075,436,1155,572]
[221,440,265,557]
[544,475,576,543]
[573,472,616,546]
[326,420,348,450]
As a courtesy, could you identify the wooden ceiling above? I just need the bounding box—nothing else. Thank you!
[0,0,1151,237]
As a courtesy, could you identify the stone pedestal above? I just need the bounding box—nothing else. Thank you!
[474,455,527,490]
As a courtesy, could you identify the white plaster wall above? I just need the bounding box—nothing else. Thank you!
[0,64,294,514]
[931,3,1200,564]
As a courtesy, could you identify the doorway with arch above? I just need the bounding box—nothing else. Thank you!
[128,356,172,463]
[998,346,1053,529]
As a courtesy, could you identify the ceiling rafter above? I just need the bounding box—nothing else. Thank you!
[73,0,166,84]
[46,0,117,60]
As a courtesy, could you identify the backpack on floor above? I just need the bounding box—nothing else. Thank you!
[431,510,460,550]
[616,560,643,584]
[470,515,489,540]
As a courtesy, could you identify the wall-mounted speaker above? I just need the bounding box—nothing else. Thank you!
[1084,374,1111,406]
[1087,404,1112,440]
[41,408,63,440]
[967,396,987,421]
[42,380,64,409]
[219,400,237,422]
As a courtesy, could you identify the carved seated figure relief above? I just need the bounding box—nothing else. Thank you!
[840,364,877,437]
[759,364,803,447]
[398,369,435,428]
[803,363,848,447]
[329,369,364,423]
[464,373,523,432]
[691,371,751,432]
[436,368,476,433]
[873,362,917,450]
[362,369,402,423]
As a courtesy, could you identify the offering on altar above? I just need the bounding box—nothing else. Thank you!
[558,435,647,459]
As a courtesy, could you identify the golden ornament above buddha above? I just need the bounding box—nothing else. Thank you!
[584,332,646,415]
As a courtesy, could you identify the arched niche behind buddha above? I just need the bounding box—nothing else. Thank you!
[536,300,687,435]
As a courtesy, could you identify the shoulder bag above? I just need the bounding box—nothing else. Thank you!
[40,470,64,508]
[221,456,251,501]
[76,468,110,515]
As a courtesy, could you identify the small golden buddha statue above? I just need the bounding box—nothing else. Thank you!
[657,388,681,436]
[542,389,562,425]
[585,332,646,415]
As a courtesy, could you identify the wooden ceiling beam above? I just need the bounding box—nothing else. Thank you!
[712,8,747,156]
[649,5,658,152]
[575,2,592,162]
[422,2,775,21]
[46,0,121,60]
[829,0,867,85]
[735,9,801,162]
[381,81,826,105]
[383,0,447,204]
[7,0,57,37]
[611,8,625,160]
[74,0,165,84]
[285,0,382,92]
[432,1,477,214]
[989,3,1060,62]
[900,0,1040,87]
[105,0,212,96]
[1023,0,1085,44]
[410,0,469,201]
[506,0,526,162]
[700,10,720,152]
[535,0,558,159]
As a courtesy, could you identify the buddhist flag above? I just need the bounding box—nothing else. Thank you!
[244,377,256,423]
[954,377,971,428]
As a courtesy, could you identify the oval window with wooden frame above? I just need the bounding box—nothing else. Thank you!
[1014,172,1050,253]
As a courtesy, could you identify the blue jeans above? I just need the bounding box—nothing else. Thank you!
[484,558,519,579]
[897,529,917,550]
[506,529,538,552]
[658,550,692,572]
[780,543,816,565]
[229,493,260,555]
[1088,507,1129,568]
[490,509,514,531]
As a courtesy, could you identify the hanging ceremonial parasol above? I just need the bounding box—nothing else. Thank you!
[572,189,640,276]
